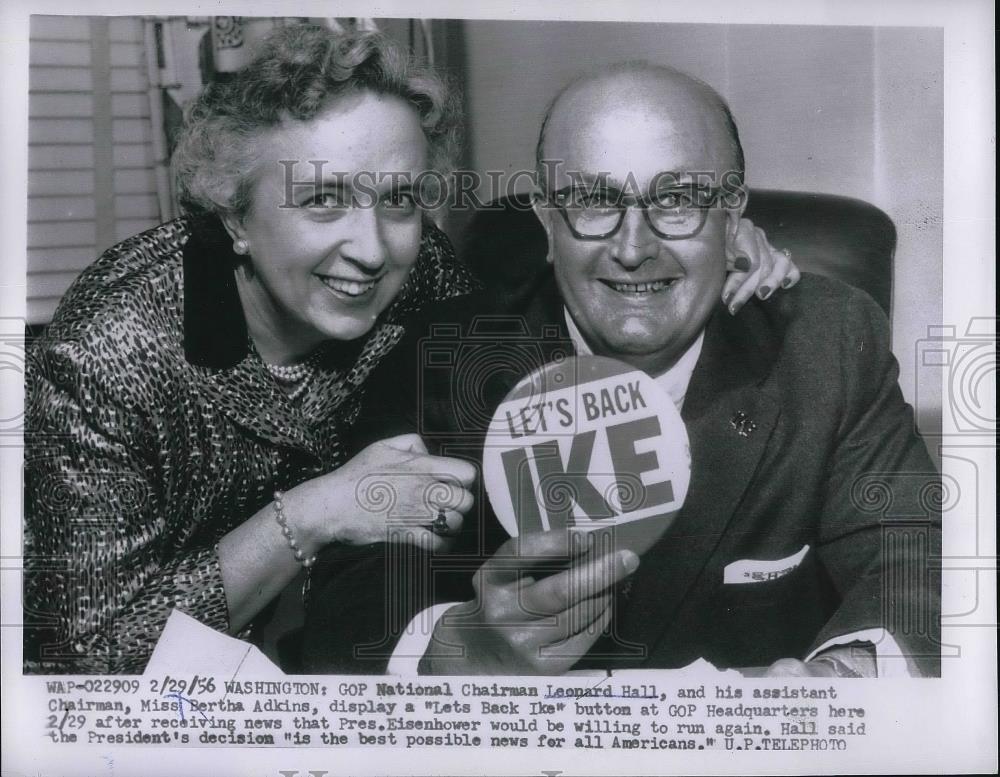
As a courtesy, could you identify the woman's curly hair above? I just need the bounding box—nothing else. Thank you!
[172,24,461,219]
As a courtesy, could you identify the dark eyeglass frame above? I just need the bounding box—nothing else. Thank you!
[546,183,724,241]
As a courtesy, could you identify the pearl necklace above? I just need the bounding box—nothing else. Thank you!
[263,360,315,382]
[261,352,322,402]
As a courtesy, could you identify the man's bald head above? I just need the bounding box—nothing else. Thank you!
[530,61,748,377]
[535,61,744,189]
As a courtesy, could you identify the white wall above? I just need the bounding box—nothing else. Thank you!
[461,21,943,426]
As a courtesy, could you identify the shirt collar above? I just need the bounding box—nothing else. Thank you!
[563,307,705,411]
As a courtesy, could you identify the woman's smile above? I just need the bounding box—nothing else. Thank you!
[317,272,385,300]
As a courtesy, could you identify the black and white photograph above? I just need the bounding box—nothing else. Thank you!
[1,1,995,775]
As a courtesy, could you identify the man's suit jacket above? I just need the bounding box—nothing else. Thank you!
[302,271,941,676]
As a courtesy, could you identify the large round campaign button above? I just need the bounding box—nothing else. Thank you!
[482,355,690,557]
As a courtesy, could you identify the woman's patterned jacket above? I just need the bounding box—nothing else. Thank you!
[24,217,476,673]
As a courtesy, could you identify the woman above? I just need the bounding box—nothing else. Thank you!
[24,24,796,674]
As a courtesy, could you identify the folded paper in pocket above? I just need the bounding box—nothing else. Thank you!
[723,544,810,585]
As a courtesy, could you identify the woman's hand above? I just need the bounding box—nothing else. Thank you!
[724,218,801,314]
[286,434,477,552]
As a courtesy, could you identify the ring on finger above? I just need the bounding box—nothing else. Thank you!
[431,508,450,535]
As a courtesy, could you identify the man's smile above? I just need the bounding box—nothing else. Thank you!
[598,278,679,296]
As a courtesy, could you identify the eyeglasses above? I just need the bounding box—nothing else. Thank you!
[547,183,723,241]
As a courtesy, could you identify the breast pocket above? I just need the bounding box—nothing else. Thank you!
[711,544,832,666]
[723,544,811,586]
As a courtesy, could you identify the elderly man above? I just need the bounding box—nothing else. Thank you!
[303,63,940,677]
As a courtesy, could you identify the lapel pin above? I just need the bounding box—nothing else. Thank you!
[730,411,757,437]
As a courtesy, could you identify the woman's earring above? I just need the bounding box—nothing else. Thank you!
[233,238,249,255]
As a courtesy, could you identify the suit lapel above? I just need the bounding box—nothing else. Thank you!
[620,303,781,660]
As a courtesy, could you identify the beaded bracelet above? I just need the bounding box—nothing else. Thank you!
[273,490,317,569]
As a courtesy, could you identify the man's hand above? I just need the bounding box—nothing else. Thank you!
[761,644,877,678]
[724,217,801,314]
[420,531,639,675]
